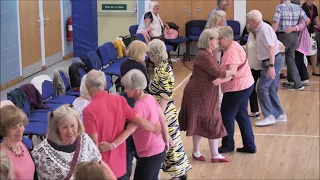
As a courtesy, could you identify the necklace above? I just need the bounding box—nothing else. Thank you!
[4,143,24,157]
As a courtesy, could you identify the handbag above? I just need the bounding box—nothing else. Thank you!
[64,136,81,180]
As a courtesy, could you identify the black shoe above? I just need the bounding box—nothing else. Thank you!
[218,146,234,153]
[236,147,256,153]
[179,174,187,180]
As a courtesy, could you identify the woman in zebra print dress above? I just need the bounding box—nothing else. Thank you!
[148,39,191,180]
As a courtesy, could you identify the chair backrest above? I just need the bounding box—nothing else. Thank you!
[78,67,87,80]
[104,42,118,60]
[185,20,207,36]
[42,80,55,100]
[129,25,139,36]
[135,33,147,43]
[59,71,71,90]
[227,20,241,35]
[30,75,52,95]
[97,45,112,66]
[86,51,103,70]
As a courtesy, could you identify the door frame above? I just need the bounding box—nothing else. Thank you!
[16,0,65,76]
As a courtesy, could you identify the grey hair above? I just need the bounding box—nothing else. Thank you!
[209,10,226,28]
[217,0,227,6]
[247,10,263,23]
[46,104,84,145]
[197,28,219,49]
[79,75,90,100]
[148,39,168,64]
[121,69,147,90]
[291,0,301,5]
[148,1,159,11]
[217,26,234,40]
[85,69,106,91]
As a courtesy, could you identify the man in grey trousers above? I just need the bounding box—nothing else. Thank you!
[272,0,309,90]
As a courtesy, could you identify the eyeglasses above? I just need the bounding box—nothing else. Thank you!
[50,104,73,118]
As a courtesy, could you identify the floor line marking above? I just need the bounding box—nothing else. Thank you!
[173,73,192,91]
[235,132,319,138]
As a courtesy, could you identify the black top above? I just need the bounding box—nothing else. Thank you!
[47,139,76,153]
[120,59,150,92]
[302,3,318,33]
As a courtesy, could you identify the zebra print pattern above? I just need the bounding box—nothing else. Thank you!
[149,61,192,177]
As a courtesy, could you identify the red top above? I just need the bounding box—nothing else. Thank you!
[83,91,136,178]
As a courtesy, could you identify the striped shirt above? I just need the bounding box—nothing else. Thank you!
[273,0,308,32]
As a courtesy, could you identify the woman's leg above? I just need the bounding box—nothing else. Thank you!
[249,69,260,115]
[295,51,309,82]
[208,139,224,158]
[192,135,202,157]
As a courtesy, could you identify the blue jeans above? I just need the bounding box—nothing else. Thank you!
[221,85,256,150]
[257,53,284,118]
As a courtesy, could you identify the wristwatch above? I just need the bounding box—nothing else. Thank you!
[269,64,274,67]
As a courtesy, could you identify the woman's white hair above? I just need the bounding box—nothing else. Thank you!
[217,26,234,41]
[247,10,263,23]
[148,39,168,64]
[121,69,147,90]
[148,1,159,12]
[209,10,226,28]
[197,28,219,49]
[79,75,90,100]
[85,69,106,91]
[46,104,84,145]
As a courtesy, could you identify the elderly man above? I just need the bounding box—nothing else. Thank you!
[82,69,161,179]
[205,0,232,28]
[246,10,287,126]
[272,0,309,90]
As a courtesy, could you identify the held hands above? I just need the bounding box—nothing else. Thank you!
[284,27,295,34]
[212,78,223,86]
[267,67,276,79]
[154,121,162,135]
[98,142,114,152]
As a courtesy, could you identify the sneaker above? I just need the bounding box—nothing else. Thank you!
[282,82,294,87]
[249,112,260,118]
[302,80,310,86]
[276,114,287,122]
[287,85,304,91]
[255,115,276,126]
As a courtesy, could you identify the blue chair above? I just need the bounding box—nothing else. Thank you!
[102,42,128,64]
[185,20,207,60]
[0,137,33,150]
[88,50,121,77]
[165,22,188,59]
[227,20,241,41]
[59,71,80,97]
[24,121,47,138]
[129,24,139,36]
[41,80,77,104]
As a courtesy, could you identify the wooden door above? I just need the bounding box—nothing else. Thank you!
[157,0,192,36]
[43,0,63,67]
[247,0,279,23]
[191,0,234,20]
[19,0,42,78]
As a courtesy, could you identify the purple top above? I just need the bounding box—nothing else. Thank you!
[255,22,280,61]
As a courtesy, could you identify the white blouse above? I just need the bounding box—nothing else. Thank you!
[31,134,101,180]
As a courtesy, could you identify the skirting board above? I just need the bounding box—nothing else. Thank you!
[63,52,74,60]
[0,76,23,91]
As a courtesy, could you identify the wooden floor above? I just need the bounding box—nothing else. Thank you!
[153,61,319,179]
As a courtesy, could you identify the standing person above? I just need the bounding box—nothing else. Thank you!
[179,29,236,163]
[247,10,287,126]
[272,0,309,90]
[149,39,192,180]
[213,26,256,154]
[205,0,232,28]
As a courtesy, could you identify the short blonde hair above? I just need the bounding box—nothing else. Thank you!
[79,75,90,100]
[1,150,13,180]
[126,40,148,62]
[209,10,226,28]
[0,105,28,137]
[74,161,106,180]
[197,28,219,49]
[121,69,147,90]
[217,26,234,40]
[148,39,168,64]
[46,104,84,145]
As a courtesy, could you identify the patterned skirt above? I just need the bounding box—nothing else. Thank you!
[161,101,192,177]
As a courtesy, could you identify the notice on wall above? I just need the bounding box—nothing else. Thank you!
[102,4,127,10]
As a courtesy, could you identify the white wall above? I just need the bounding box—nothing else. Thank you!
[234,0,247,35]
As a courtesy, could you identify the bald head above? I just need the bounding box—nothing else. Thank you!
[85,69,106,92]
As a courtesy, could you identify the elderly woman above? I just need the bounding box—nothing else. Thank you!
[31,105,116,180]
[0,105,36,179]
[179,29,236,163]
[137,1,169,42]
[148,39,191,180]
[208,10,226,30]
[72,74,90,122]
[99,69,170,180]
[213,26,256,153]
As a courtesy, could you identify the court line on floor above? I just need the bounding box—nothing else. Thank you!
[173,73,192,91]
[235,132,319,138]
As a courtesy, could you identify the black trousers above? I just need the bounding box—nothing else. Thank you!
[249,69,261,113]
[117,136,137,180]
[133,150,166,180]
[288,51,309,81]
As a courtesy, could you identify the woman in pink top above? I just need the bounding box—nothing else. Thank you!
[213,26,256,154]
[99,69,170,180]
[0,105,36,180]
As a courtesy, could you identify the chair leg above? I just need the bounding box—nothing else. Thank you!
[177,44,181,59]
[168,52,173,68]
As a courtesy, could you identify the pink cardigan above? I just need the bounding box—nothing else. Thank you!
[295,21,311,55]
